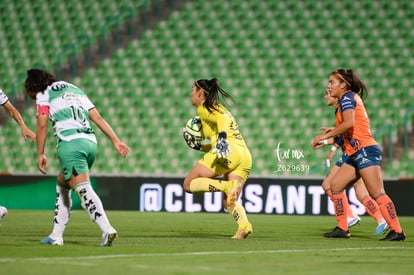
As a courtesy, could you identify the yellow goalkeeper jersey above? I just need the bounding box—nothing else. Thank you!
[197,103,247,149]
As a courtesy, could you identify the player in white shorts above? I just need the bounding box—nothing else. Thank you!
[25,68,130,246]
[0,88,36,222]
[0,88,35,141]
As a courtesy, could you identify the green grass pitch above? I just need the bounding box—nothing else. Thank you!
[0,210,413,275]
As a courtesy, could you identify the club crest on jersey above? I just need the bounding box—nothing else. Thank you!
[51,82,68,91]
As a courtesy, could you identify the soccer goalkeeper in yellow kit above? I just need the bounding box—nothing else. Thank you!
[183,78,253,239]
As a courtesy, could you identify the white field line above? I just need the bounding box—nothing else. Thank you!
[0,246,412,263]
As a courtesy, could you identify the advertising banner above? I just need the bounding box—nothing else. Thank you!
[1,175,412,216]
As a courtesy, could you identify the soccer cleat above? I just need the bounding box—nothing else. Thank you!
[40,236,64,246]
[225,181,241,206]
[0,206,7,222]
[101,230,118,247]
[347,215,361,228]
[374,222,389,235]
[324,227,351,238]
[380,230,406,241]
[231,222,253,239]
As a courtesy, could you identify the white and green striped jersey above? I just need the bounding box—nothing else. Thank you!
[0,88,9,105]
[36,81,97,143]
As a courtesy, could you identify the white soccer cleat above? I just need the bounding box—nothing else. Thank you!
[374,221,389,235]
[347,215,361,228]
[0,206,7,222]
[40,236,64,246]
[101,229,118,247]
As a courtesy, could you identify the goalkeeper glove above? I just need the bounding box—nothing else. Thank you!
[212,131,231,158]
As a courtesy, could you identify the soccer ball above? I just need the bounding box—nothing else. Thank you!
[0,206,7,222]
[183,116,203,150]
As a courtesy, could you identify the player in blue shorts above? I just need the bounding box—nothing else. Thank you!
[312,69,404,241]
[319,90,388,235]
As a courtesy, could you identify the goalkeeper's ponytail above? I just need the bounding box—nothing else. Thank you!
[195,78,235,113]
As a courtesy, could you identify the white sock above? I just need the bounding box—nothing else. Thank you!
[74,182,114,233]
[50,184,72,239]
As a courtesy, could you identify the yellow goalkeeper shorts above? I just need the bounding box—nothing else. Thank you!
[198,144,252,180]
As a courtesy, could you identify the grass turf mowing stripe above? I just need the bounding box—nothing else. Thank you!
[0,246,412,263]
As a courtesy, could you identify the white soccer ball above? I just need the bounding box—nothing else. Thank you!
[0,206,8,222]
[183,116,203,150]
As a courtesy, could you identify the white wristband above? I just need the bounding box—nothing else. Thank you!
[323,139,328,145]
[331,146,337,152]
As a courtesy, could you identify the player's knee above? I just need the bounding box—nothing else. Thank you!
[183,178,192,193]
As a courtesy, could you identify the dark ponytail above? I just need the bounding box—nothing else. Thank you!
[194,78,234,113]
[332,69,368,100]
